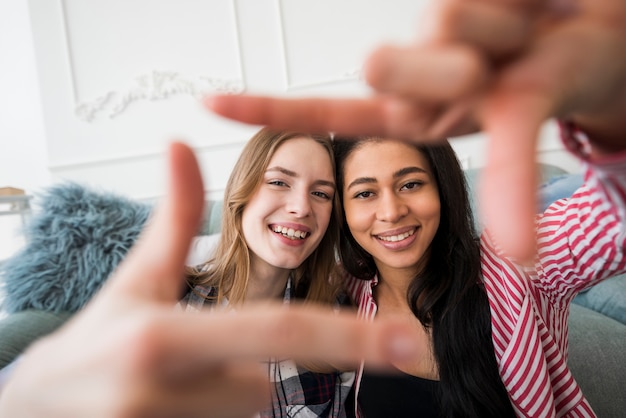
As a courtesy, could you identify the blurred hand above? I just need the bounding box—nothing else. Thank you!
[205,0,626,260]
[0,143,416,418]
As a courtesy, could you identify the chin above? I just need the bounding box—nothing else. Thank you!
[379,256,423,271]
[272,259,305,270]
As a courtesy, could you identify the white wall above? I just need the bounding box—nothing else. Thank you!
[0,0,51,267]
[0,0,585,290]
[0,0,50,193]
[27,0,448,202]
[4,0,582,204]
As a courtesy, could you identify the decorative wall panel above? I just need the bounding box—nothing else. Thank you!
[277,0,426,90]
[27,0,578,201]
[61,0,244,122]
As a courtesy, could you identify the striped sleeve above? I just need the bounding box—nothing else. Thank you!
[480,124,626,417]
[534,126,626,304]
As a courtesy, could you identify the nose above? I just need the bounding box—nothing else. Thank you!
[377,192,408,223]
[286,190,312,217]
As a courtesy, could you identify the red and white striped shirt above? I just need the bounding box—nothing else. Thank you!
[346,125,626,417]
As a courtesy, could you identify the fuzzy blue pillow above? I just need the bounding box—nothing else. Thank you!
[0,183,152,314]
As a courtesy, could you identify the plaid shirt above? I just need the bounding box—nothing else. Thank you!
[179,278,356,418]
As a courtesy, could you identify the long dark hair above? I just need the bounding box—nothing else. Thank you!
[334,137,515,417]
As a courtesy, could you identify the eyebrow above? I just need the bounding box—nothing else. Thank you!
[266,166,336,189]
[347,166,427,190]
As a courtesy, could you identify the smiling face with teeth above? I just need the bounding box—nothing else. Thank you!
[341,139,441,278]
[241,136,336,277]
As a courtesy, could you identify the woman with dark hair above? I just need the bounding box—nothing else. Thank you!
[333,134,626,417]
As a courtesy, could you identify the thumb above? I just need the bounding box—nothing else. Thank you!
[103,141,205,303]
[478,20,603,260]
[480,92,550,261]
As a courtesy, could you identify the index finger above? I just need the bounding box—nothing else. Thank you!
[205,95,406,139]
[146,305,419,370]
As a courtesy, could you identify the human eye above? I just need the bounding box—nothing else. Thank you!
[268,179,288,187]
[400,180,423,191]
[353,190,374,199]
[312,190,332,200]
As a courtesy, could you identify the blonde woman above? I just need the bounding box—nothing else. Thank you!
[180,127,354,418]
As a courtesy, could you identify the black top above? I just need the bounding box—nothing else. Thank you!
[358,368,441,418]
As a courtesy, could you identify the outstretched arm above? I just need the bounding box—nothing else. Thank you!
[206,0,626,260]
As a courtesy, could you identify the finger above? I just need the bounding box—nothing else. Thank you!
[549,23,626,139]
[206,95,393,137]
[130,366,269,418]
[479,50,558,261]
[135,305,418,370]
[480,94,543,260]
[106,142,205,303]
[364,44,489,101]
[434,0,531,57]
[206,94,458,142]
[477,18,617,259]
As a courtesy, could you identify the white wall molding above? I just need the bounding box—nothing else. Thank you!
[22,0,575,201]
[283,68,363,92]
[74,71,244,122]
[60,0,245,122]
[48,140,249,171]
[276,0,362,91]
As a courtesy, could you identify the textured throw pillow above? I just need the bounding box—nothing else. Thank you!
[0,183,151,314]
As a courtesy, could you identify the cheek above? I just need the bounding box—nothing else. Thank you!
[422,197,441,236]
[241,202,262,238]
[420,190,441,219]
[240,210,253,243]
[427,200,441,220]
[315,203,333,229]
[343,202,366,232]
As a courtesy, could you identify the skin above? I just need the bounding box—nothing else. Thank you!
[342,140,442,379]
[204,0,626,261]
[342,141,440,280]
[242,137,335,300]
[0,143,419,418]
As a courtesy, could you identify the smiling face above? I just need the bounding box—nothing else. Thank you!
[241,137,336,275]
[342,140,441,277]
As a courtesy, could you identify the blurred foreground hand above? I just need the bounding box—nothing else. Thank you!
[206,0,626,260]
[0,142,416,418]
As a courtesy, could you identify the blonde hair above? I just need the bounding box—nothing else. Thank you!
[187,127,341,306]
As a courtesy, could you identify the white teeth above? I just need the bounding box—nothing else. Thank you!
[378,229,415,242]
[272,225,308,240]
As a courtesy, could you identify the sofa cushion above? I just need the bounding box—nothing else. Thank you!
[0,183,151,314]
[464,163,570,232]
[568,303,626,417]
[0,309,71,369]
[573,273,626,325]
